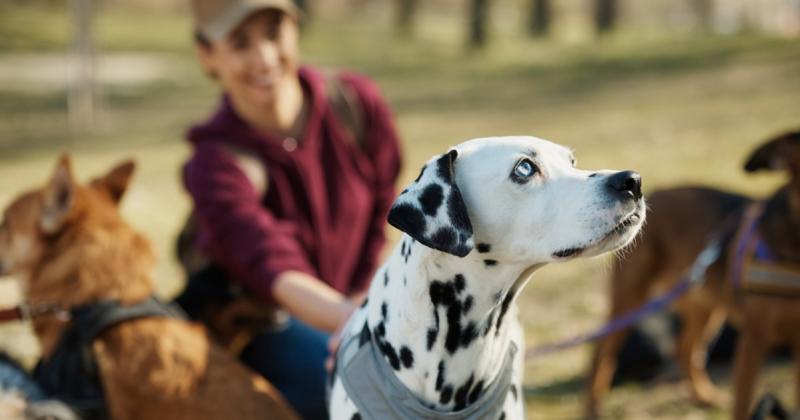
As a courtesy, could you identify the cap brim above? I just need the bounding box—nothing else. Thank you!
[202,0,301,42]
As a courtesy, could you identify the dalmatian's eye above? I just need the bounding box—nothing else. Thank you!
[511,159,538,183]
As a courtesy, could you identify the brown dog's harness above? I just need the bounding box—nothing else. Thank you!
[730,201,800,297]
[16,297,185,420]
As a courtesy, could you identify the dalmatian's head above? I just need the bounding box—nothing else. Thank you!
[388,136,645,264]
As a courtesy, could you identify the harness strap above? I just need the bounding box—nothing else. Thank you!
[33,297,184,419]
[729,201,800,297]
[730,201,767,289]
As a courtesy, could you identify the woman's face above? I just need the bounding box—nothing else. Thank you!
[197,9,300,112]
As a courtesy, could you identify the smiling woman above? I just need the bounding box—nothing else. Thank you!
[175,0,403,418]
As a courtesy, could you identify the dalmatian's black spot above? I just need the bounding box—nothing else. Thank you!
[510,384,518,401]
[462,296,473,314]
[430,227,457,251]
[425,372,429,379]
[468,380,485,404]
[454,274,466,292]
[404,276,407,286]
[419,184,444,216]
[436,361,446,391]
[381,302,388,320]
[460,322,478,348]
[358,323,371,347]
[351,413,362,420]
[387,203,427,240]
[499,412,506,420]
[400,240,412,263]
[360,297,368,308]
[414,165,427,183]
[384,270,390,286]
[430,276,479,354]
[484,259,498,267]
[446,189,473,235]
[427,327,438,350]
[477,243,492,253]
[430,281,457,307]
[445,304,464,353]
[495,287,516,335]
[400,346,414,368]
[439,385,454,405]
[453,374,475,410]
[436,151,456,183]
[377,338,400,370]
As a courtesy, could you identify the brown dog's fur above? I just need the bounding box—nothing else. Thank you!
[586,131,800,420]
[0,157,298,420]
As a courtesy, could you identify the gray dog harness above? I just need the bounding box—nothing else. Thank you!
[335,320,517,419]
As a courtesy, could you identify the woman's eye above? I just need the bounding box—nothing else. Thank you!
[513,159,537,180]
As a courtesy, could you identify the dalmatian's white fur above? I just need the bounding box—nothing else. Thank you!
[329,136,645,419]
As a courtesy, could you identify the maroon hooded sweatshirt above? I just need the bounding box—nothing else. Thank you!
[184,66,402,305]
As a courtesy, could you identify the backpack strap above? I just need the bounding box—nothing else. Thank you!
[325,72,366,149]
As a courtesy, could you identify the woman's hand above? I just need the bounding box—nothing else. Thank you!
[272,270,356,333]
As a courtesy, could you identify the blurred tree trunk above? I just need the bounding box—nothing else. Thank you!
[594,0,616,35]
[692,0,713,32]
[396,0,418,37]
[69,0,97,132]
[469,0,489,48]
[528,0,551,37]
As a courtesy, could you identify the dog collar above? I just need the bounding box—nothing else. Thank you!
[336,321,517,419]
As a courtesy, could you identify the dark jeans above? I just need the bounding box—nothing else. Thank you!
[240,318,330,420]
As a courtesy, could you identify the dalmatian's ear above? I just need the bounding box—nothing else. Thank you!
[744,130,800,173]
[388,149,474,257]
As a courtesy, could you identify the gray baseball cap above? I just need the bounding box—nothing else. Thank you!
[190,0,300,42]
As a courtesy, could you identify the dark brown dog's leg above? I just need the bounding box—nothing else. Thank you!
[675,303,726,407]
[732,326,769,420]
[586,268,653,419]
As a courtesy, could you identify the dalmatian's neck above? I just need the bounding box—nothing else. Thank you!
[365,235,534,411]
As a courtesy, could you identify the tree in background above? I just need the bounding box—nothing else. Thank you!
[396,0,418,37]
[595,0,616,34]
[469,0,489,48]
[528,0,551,37]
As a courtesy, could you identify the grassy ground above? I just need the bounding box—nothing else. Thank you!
[1,2,799,418]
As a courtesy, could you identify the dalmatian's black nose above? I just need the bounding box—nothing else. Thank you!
[607,171,642,200]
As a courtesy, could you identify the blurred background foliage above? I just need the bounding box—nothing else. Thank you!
[0,0,799,418]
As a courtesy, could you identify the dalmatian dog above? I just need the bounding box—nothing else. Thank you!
[328,136,645,419]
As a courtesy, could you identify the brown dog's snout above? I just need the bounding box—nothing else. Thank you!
[607,170,642,201]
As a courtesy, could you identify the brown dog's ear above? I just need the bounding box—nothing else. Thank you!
[744,130,800,173]
[91,160,135,204]
[41,155,76,234]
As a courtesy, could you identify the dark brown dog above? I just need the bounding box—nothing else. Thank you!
[0,157,298,420]
[586,131,800,420]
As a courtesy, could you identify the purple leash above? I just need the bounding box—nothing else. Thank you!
[526,238,723,360]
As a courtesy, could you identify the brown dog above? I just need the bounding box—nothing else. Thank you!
[586,131,800,420]
[0,157,297,420]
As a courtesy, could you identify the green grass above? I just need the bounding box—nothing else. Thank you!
[0,3,799,418]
